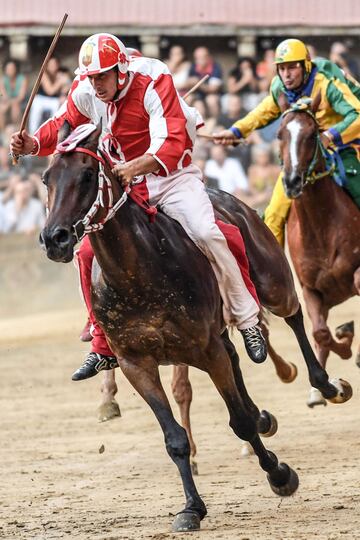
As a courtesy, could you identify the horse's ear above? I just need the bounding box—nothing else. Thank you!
[278,93,290,113]
[311,91,321,114]
[84,120,102,151]
[57,120,71,144]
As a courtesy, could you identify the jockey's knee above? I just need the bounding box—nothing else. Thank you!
[191,222,222,247]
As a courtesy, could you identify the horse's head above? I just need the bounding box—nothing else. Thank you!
[277,92,322,198]
[40,122,108,262]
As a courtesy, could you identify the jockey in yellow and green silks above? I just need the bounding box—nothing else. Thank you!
[214,38,360,247]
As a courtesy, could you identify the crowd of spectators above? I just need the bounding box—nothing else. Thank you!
[0,40,358,234]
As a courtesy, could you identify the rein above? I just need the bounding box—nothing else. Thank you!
[282,103,336,186]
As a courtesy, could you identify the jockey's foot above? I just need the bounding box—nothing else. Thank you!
[79,318,93,342]
[72,352,119,381]
[240,325,267,364]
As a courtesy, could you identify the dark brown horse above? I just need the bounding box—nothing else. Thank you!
[277,94,360,403]
[40,123,350,532]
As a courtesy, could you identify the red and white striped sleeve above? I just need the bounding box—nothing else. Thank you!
[144,73,192,175]
[33,78,90,157]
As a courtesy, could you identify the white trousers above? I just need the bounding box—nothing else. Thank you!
[145,164,259,329]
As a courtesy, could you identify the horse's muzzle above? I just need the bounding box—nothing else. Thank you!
[39,226,75,263]
[283,174,303,199]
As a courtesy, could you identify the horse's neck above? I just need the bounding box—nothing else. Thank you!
[90,194,144,287]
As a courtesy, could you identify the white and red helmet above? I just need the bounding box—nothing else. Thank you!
[76,33,129,85]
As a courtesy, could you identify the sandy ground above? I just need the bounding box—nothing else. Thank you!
[0,297,359,540]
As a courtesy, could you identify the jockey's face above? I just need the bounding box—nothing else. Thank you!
[278,62,304,90]
[88,68,127,102]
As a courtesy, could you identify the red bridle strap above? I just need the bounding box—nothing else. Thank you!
[72,147,106,165]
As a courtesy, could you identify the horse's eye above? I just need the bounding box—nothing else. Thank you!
[81,169,95,182]
[42,174,48,186]
[277,131,282,141]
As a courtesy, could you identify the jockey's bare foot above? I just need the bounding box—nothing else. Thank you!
[72,352,119,381]
[79,318,93,342]
[240,325,267,363]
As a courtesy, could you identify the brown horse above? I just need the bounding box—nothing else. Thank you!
[39,123,350,532]
[278,94,360,404]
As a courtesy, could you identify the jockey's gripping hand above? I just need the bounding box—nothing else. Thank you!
[112,155,159,188]
[111,163,134,188]
[212,129,242,147]
[10,130,37,157]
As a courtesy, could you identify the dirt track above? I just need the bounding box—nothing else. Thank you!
[0,295,359,540]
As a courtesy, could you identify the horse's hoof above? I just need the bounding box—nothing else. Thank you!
[327,378,353,404]
[172,511,201,532]
[98,400,121,422]
[335,321,354,339]
[268,463,299,497]
[307,387,327,408]
[279,362,298,383]
[190,460,198,476]
[258,410,278,438]
[240,441,254,457]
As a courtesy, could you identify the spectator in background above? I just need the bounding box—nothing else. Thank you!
[256,49,276,91]
[2,179,45,234]
[28,57,66,134]
[227,57,259,111]
[0,59,28,130]
[205,145,248,198]
[188,47,222,101]
[245,144,280,211]
[329,42,359,79]
[165,45,191,96]
[216,94,252,172]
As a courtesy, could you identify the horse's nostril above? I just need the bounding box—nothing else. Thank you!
[51,227,71,246]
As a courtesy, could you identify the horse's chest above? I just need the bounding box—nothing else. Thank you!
[92,280,210,363]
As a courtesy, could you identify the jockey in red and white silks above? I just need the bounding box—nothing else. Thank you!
[11,34,267,374]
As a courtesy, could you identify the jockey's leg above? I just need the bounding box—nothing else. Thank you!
[339,147,360,209]
[156,168,266,363]
[263,172,293,248]
[73,235,118,381]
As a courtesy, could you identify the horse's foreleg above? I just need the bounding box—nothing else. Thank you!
[303,287,353,360]
[98,369,121,422]
[260,321,298,383]
[205,335,298,497]
[285,304,352,404]
[118,355,206,532]
[171,365,197,458]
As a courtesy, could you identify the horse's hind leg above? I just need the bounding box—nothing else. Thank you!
[98,369,121,422]
[260,321,298,383]
[205,335,298,497]
[119,355,206,532]
[285,304,352,404]
[222,329,278,438]
[171,365,197,458]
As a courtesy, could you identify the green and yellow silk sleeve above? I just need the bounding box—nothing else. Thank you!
[231,94,281,138]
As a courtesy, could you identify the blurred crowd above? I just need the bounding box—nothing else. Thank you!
[0,40,358,234]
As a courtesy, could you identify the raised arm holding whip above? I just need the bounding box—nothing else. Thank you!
[11,13,68,164]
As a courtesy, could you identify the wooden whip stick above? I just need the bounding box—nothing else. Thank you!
[197,133,247,146]
[183,74,209,100]
[12,12,68,165]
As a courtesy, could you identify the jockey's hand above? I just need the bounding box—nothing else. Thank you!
[320,132,332,149]
[212,129,240,146]
[111,163,134,188]
[10,130,37,156]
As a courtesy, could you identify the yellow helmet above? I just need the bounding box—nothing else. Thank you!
[274,39,312,75]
